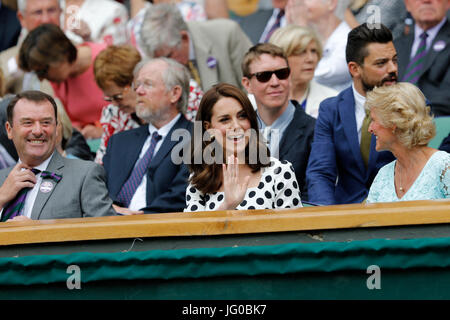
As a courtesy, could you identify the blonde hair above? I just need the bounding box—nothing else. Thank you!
[269,25,323,60]
[365,82,436,149]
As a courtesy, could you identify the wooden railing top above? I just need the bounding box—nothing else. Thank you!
[0,199,450,246]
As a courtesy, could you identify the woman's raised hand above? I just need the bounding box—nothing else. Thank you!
[220,155,250,210]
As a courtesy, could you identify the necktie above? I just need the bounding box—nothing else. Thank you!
[187,60,202,90]
[402,32,428,85]
[263,10,285,43]
[1,169,62,222]
[116,131,162,207]
[360,110,371,168]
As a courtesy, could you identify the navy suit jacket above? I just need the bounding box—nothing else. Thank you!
[0,5,21,52]
[306,87,395,205]
[395,19,450,116]
[278,101,315,201]
[103,115,192,213]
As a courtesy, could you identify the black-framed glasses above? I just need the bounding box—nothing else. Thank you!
[249,67,290,83]
[103,93,124,103]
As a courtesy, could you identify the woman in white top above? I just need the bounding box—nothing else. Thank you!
[269,24,338,118]
[184,83,302,212]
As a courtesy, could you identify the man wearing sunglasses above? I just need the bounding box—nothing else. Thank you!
[306,23,397,206]
[242,43,315,201]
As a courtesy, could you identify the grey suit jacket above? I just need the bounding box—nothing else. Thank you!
[0,152,116,220]
[187,19,253,91]
[395,19,450,116]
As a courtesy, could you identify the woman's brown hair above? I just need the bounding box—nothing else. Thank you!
[188,83,270,194]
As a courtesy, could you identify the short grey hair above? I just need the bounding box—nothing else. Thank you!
[18,0,61,13]
[140,3,188,58]
[18,0,29,12]
[133,57,190,114]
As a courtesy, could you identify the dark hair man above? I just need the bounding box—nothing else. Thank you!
[306,23,397,205]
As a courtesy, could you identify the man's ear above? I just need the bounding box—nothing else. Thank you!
[242,77,253,94]
[5,121,13,140]
[170,85,183,104]
[180,30,189,43]
[348,61,361,79]
[329,0,338,13]
[17,11,26,29]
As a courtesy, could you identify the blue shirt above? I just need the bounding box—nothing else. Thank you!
[256,101,295,158]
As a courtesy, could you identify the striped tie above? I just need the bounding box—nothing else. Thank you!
[263,10,284,43]
[116,131,162,208]
[402,32,428,84]
[1,168,40,222]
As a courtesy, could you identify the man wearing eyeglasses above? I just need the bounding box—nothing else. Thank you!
[0,0,61,95]
[102,58,192,214]
[242,43,315,201]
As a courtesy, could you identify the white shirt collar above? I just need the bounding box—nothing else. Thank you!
[352,83,366,112]
[148,113,181,139]
[414,17,447,51]
[18,152,54,173]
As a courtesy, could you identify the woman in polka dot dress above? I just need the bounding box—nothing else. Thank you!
[184,83,302,212]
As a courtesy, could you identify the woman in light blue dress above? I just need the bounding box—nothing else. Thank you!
[365,82,450,203]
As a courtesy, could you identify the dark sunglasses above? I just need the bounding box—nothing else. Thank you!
[249,67,290,83]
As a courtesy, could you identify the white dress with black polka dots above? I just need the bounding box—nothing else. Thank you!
[184,158,302,212]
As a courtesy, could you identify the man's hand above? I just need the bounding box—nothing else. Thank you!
[0,164,37,208]
[7,216,32,222]
[113,204,144,215]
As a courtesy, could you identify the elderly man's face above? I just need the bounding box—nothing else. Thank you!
[153,31,190,66]
[18,0,61,31]
[405,0,450,29]
[6,99,58,167]
[303,0,334,22]
[272,0,288,9]
[133,60,174,124]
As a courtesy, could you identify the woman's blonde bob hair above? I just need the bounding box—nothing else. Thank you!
[269,25,323,59]
[365,82,436,149]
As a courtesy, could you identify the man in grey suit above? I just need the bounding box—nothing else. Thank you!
[0,91,116,222]
[140,3,252,91]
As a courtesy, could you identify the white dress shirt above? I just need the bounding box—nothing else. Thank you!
[128,114,181,211]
